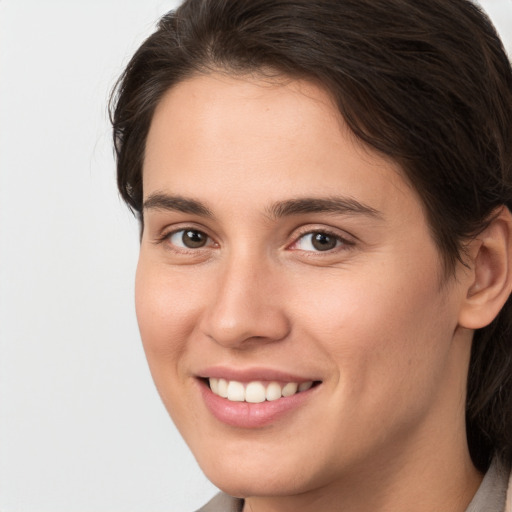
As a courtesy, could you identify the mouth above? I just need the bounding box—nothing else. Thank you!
[207,378,318,403]
[198,373,322,428]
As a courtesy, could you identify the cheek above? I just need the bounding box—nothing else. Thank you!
[295,260,456,404]
[134,257,208,428]
[134,258,200,371]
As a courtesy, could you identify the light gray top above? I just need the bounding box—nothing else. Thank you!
[195,492,243,512]
[196,458,510,512]
[465,458,509,512]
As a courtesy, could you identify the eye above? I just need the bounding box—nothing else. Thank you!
[294,231,344,252]
[168,229,211,249]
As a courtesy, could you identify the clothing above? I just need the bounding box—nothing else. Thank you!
[465,458,510,512]
[196,458,512,512]
[196,492,243,512]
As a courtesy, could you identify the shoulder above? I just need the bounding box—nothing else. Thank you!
[195,492,244,512]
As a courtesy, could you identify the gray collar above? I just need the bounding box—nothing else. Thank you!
[465,458,510,512]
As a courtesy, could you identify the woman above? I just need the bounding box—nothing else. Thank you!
[110,0,512,510]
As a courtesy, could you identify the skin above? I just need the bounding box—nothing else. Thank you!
[136,73,495,512]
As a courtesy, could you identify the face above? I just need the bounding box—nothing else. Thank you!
[137,73,472,499]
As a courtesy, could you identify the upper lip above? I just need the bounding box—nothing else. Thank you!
[196,366,321,383]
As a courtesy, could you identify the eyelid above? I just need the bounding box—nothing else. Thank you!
[171,229,213,249]
[155,224,218,250]
[287,225,356,252]
[152,222,356,254]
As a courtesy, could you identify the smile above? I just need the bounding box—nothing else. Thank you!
[209,378,314,403]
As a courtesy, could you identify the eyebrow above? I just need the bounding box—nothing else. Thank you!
[266,197,382,220]
[142,193,381,220]
[143,193,214,218]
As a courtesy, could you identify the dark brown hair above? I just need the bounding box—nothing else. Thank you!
[110,0,512,472]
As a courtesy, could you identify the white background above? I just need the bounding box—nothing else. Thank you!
[0,1,511,511]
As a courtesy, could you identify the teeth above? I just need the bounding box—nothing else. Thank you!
[281,382,298,397]
[227,381,245,401]
[266,382,282,401]
[245,381,266,403]
[218,378,228,398]
[298,381,313,392]
[209,378,219,395]
[208,378,314,402]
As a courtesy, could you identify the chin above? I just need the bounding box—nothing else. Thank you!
[192,441,329,499]
[205,466,310,499]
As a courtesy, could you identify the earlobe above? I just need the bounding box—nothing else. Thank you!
[458,207,512,330]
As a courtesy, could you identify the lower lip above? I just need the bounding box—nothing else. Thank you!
[199,380,318,428]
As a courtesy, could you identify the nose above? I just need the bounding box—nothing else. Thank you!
[199,255,291,349]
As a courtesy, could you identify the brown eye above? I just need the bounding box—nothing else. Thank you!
[295,231,341,252]
[311,232,338,251]
[169,229,210,249]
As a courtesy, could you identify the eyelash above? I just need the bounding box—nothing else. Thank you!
[156,226,355,255]
[154,227,216,253]
[289,228,354,253]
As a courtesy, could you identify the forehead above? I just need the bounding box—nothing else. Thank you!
[143,72,416,219]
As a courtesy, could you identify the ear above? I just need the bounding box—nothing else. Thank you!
[458,207,512,330]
